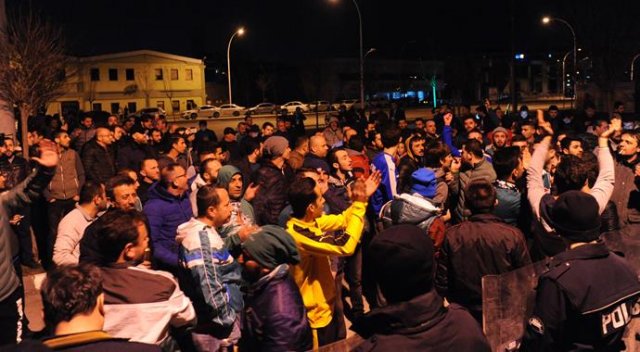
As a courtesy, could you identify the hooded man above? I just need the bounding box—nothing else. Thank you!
[253,136,294,225]
[351,224,490,351]
[396,135,425,194]
[216,165,257,241]
[240,225,313,351]
[381,168,445,253]
[485,126,510,156]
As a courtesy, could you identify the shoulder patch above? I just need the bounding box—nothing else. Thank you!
[528,316,545,335]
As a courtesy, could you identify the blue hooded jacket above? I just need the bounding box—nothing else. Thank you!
[143,182,193,271]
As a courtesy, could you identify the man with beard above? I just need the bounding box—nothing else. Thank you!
[117,125,157,172]
[610,128,640,232]
[215,165,259,242]
[138,158,160,205]
[485,127,509,156]
[397,135,426,194]
[176,185,244,351]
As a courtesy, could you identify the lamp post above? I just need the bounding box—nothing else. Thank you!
[330,0,364,110]
[542,16,577,108]
[227,27,245,105]
[630,53,640,81]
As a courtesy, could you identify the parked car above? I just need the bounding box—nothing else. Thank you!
[247,102,278,115]
[218,104,246,116]
[130,107,167,118]
[331,99,360,111]
[182,105,220,119]
[280,101,310,114]
[308,100,332,112]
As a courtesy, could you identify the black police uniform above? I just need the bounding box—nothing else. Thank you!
[521,242,640,351]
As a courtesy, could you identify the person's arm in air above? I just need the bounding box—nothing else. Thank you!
[442,113,461,157]
[527,111,553,218]
[591,118,619,214]
[2,141,57,212]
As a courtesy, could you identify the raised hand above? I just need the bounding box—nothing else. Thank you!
[363,170,382,198]
[31,139,59,168]
[243,183,260,202]
[444,113,453,126]
[604,117,622,137]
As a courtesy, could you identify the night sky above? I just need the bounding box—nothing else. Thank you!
[8,0,618,62]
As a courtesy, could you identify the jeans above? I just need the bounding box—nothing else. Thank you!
[0,287,23,346]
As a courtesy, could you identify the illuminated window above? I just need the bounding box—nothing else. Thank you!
[185,69,193,81]
[172,100,180,112]
[155,68,163,80]
[170,68,179,80]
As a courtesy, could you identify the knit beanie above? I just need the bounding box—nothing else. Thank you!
[410,168,437,199]
[541,191,601,242]
[263,136,289,158]
[368,224,434,303]
[242,225,300,270]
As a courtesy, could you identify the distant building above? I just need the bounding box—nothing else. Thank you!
[48,50,206,117]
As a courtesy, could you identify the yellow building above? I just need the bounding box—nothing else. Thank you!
[48,50,206,117]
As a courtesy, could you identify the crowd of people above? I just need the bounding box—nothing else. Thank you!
[0,99,639,351]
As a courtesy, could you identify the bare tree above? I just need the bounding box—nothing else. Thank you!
[162,67,174,112]
[0,11,70,158]
[256,66,274,102]
[135,66,152,107]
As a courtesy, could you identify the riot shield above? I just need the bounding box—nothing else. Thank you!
[481,259,550,352]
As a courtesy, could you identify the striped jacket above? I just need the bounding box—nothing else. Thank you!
[176,218,243,330]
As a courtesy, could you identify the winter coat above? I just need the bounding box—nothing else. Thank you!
[380,193,445,252]
[252,161,294,226]
[176,218,243,331]
[81,139,115,184]
[450,158,496,223]
[492,180,521,226]
[351,291,491,352]
[0,166,54,301]
[242,264,313,352]
[116,141,157,172]
[46,148,85,201]
[144,183,193,271]
[436,213,531,319]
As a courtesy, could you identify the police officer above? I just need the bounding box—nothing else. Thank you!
[521,191,640,351]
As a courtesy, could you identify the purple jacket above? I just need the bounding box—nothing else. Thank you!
[242,264,312,352]
[143,183,193,271]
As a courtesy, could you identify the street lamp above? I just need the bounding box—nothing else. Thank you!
[542,16,577,107]
[630,53,640,81]
[227,27,245,105]
[330,0,364,110]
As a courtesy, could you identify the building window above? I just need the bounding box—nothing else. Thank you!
[108,68,118,81]
[185,69,193,80]
[92,103,102,111]
[186,100,196,110]
[157,101,165,109]
[155,68,163,80]
[111,102,120,114]
[172,100,180,112]
[170,68,179,80]
[125,68,134,81]
[127,102,137,113]
[90,68,100,81]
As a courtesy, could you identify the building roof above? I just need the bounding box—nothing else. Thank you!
[78,50,203,65]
